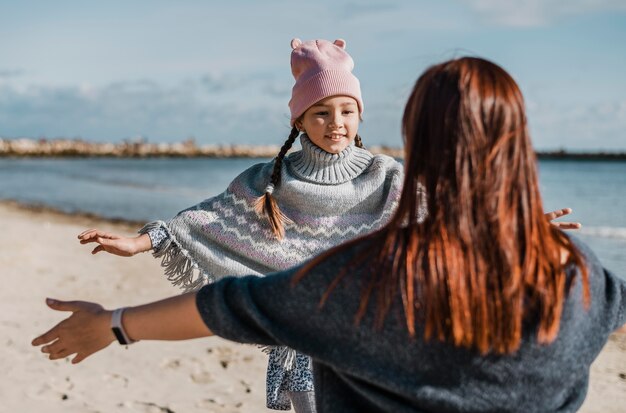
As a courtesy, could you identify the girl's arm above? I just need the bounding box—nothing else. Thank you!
[78,229,153,256]
[31,293,212,364]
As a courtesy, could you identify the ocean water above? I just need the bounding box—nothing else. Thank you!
[0,157,624,277]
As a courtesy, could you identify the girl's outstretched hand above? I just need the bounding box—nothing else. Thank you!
[78,229,151,256]
[31,299,115,364]
[545,208,581,230]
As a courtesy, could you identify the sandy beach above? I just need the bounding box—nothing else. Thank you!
[1,200,624,413]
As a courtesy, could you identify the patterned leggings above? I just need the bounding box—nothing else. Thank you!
[288,391,317,413]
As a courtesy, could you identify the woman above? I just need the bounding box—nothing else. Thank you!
[33,57,626,413]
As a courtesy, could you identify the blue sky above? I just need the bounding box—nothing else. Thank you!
[1,0,625,150]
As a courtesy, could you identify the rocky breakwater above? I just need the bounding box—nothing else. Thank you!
[0,137,405,158]
[0,138,282,158]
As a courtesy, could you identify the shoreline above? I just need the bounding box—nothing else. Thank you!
[0,137,401,159]
[2,138,626,160]
[0,199,146,229]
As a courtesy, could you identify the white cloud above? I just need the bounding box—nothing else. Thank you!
[460,0,626,27]
[0,74,292,144]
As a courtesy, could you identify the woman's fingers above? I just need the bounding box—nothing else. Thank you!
[32,299,95,346]
[91,245,104,254]
[41,338,81,361]
[33,300,111,364]
[545,208,580,230]
[552,222,582,230]
[545,208,572,221]
[48,348,74,360]
[32,322,61,346]
[71,352,89,364]
[41,338,65,355]
[46,298,93,312]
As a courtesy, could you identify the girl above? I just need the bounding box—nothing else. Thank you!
[78,38,404,413]
[34,56,625,413]
[75,44,579,412]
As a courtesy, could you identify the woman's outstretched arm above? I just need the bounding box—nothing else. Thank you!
[31,293,212,364]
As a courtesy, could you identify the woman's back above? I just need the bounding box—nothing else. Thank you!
[196,234,626,412]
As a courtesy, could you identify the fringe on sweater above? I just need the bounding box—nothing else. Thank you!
[260,345,300,370]
[139,220,213,292]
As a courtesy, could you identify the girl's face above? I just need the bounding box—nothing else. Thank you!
[296,95,359,154]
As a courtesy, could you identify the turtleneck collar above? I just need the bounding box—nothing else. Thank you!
[286,134,374,185]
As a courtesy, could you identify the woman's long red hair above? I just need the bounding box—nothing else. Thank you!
[295,57,589,354]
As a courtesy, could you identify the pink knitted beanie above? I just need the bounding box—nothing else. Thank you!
[288,38,363,125]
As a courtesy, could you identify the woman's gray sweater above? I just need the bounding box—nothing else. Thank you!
[196,236,626,413]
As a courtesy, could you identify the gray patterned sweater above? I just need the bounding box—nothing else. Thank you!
[140,135,404,409]
[196,235,626,413]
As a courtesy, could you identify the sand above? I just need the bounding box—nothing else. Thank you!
[0,201,624,412]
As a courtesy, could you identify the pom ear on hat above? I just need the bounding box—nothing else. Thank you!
[291,37,345,50]
[291,38,302,49]
[333,39,346,49]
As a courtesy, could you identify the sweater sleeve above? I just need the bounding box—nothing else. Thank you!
[146,227,168,253]
[193,244,365,354]
[573,235,626,332]
[603,268,626,331]
[195,265,315,347]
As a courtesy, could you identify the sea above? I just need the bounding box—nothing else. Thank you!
[1,157,625,278]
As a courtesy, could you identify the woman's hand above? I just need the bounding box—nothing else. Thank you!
[32,293,212,365]
[31,299,115,364]
[78,229,152,256]
[545,208,581,230]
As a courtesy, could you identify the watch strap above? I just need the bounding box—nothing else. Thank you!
[111,307,136,345]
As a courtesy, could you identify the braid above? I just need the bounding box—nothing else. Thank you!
[271,126,299,187]
[254,126,299,239]
[354,134,364,148]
